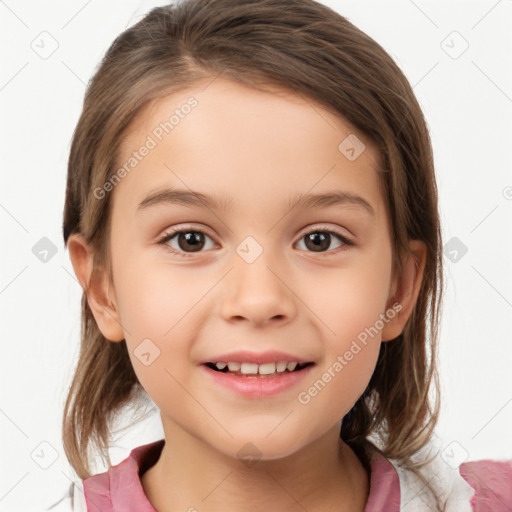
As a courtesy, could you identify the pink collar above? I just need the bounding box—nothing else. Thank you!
[83,439,401,511]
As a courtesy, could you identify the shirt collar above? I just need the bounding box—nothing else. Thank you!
[87,438,400,511]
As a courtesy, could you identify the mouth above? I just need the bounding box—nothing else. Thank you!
[201,359,316,397]
[203,361,315,378]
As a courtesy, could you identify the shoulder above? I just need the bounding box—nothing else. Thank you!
[82,439,165,511]
[459,458,512,511]
[45,440,165,512]
[393,449,512,512]
[368,441,512,512]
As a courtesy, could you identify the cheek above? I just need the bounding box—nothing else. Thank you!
[295,262,388,423]
[114,251,210,337]
[113,256,213,399]
[298,245,391,408]
[296,341,380,436]
[308,251,392,346]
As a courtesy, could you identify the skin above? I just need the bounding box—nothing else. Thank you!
[68,77,426,512]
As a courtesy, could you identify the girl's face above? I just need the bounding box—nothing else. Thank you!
[90,77,419,460]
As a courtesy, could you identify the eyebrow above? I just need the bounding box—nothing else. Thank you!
[137,187,375,216]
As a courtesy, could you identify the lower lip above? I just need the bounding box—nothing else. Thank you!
[200,364,314,398]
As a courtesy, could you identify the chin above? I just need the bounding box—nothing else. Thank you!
[210,431,310,465]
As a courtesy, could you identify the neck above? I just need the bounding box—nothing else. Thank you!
[141,420,370,512]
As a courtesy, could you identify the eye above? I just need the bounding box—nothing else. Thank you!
[157,225,354,257]
[157,227,217,256]
[295,227,353,254]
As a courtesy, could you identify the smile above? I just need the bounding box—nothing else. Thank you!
[205,361,313,376]
[201,361,315,397]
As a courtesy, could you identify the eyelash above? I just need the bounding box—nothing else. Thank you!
[156,224,354,258]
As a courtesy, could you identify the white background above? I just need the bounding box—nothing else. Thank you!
[1,0,511,510]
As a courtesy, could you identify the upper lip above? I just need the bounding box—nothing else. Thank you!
[199,350,314,365]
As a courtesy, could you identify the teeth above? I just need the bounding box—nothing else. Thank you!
[213,361,307,375]
[276,361,287,372]
[240,363,259,374]
[286,362,297,372]
[258,363,276,375]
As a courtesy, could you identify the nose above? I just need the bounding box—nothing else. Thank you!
[220,251,297,326]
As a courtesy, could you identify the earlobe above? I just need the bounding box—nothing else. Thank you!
[381,240,427,342]
[66,233,125,342]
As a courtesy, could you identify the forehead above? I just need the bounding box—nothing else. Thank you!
[112,77,386,219]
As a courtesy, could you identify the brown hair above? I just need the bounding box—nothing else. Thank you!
[62,0,444,507]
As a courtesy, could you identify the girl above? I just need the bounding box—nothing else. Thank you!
[54,0,511,510]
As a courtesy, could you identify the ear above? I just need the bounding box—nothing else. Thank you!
[66,233,125,342]
[381,240,427,342]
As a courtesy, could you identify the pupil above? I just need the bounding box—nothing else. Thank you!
[179,232,204,252]
[306,232,329,252]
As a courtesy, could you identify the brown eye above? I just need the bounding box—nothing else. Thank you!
[296,229,351,253]
[159,229,216,255]
[304,232,330,252]
[175,231,206,252]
